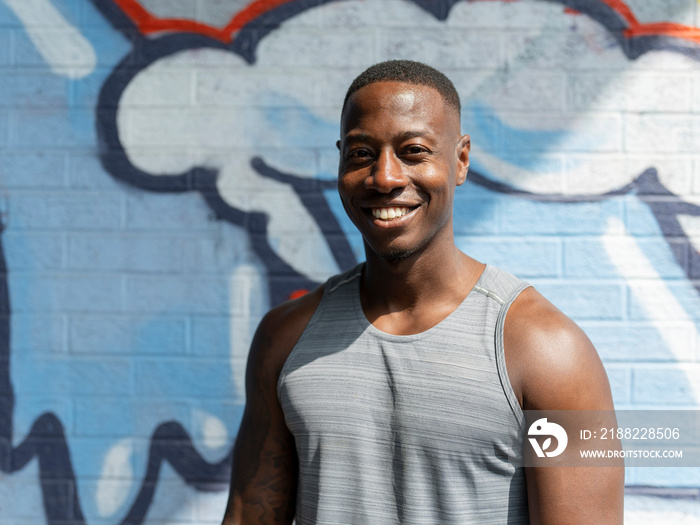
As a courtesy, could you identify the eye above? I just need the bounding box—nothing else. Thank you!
[346,148,373,160]
[402,145,429,158]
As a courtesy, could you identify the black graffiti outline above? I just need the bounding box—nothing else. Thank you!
[91,0,700,516]
[416,0,700,59]
[469,167,700,293]
[1,0,699,523]
[95,29,356,304]
[0,223,87,523]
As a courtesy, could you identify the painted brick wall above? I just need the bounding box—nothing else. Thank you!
[1,0,700,523]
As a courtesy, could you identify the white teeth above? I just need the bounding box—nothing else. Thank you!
[371,207,410,220]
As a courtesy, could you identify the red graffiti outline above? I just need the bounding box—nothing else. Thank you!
[113,0,296,43]
[597,0,700,43]
[114,0,700,45]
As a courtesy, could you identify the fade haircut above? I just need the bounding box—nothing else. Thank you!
[342,60,461,117]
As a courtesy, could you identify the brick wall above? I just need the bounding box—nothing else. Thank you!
[1,0,699,523]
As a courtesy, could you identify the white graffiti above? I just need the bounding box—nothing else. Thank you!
[2,0,96,78]
[3,0,700,522]
[603,216,700,403]
[193,410,229,451]
[117,48,342,281]
[230,263,268,398]
[97,438,135,517]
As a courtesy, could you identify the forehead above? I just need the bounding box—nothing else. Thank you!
[341,81,458,136]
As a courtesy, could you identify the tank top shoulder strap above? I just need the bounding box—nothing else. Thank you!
[473,265,532,427]
[325,263,363,296]
[473,265,529,306]
[277,264,364,390]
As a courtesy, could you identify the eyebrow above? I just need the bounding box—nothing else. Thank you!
[342,130,435,143]
[396,130,434,141]
[342,132,371,143]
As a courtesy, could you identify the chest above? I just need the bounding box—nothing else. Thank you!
[279,333,518,454]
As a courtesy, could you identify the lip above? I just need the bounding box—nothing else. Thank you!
[362,204,420,229]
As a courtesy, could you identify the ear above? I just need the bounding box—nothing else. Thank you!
[455,134,470,186]
[336,140,341,151]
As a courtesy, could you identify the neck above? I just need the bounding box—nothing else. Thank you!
[362,242,482,311]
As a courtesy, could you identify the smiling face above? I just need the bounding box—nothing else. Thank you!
[338,81,470,263]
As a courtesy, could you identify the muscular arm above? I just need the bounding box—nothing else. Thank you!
[505,288,624,525]
[221,287,323,525]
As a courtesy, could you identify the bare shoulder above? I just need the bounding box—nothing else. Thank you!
[249,284,325,378]
[506,292,624,524]
[503,287,614,411]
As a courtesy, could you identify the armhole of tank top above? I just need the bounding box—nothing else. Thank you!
[276,266,363,399]
[276,288,327,400]
[494,282,532,429]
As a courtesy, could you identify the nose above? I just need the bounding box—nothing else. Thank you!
[364,149,408,193]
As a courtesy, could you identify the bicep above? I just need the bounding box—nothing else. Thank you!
[525,334,623,523]
[505,291,624,524]
[521,330,624,524]
[525,465,623,525]
[222,320,298,524]
[228,399,297,524]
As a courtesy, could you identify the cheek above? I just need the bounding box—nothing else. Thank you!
[337,177,349,201]
[418,172,451,198]
[337,181,356,218]
[337,170,364,200]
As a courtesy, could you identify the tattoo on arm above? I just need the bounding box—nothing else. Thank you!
[229,331,298,524]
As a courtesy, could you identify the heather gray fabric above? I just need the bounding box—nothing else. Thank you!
[278,264,531,524]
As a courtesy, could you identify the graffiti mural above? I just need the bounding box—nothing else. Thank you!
[1,0,700,523]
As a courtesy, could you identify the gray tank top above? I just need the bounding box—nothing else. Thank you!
[278,264,531,524]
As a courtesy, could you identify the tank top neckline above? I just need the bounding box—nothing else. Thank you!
[348,263,493,342]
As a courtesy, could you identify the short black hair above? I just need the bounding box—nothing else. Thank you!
[342,60,461,116]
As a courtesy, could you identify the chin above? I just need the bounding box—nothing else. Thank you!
[379,247,416,264]
[364,237,426,264]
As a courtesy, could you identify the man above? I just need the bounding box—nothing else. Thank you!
[221,60,623,524]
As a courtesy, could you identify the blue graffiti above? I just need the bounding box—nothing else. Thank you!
[1,0,700,523]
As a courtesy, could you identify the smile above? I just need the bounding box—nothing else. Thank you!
[370,207,412,221]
